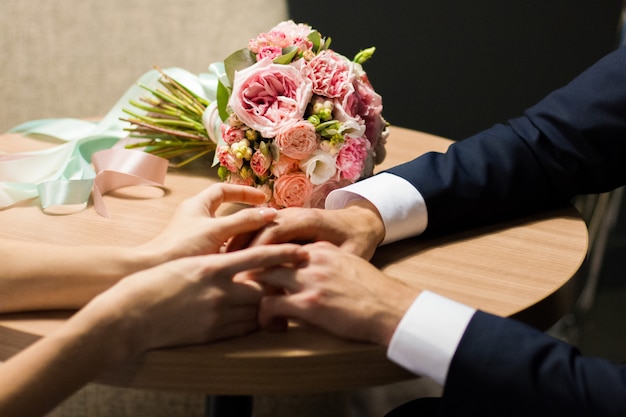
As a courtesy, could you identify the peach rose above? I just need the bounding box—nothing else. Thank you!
[273,173,313,208]
[229,58,313,138]
[270,153,299,177]
[274,120,318,160]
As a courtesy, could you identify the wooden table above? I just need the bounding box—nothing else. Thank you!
[0,126,589,414]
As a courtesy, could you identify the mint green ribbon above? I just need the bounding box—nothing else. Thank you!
[0,64,225,214]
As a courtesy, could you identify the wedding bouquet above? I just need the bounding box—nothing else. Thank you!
[125,20,388,208]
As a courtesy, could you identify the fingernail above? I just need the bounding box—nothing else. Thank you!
[259,207,278,220]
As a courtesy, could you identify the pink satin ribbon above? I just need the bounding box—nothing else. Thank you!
[91,148,169,218]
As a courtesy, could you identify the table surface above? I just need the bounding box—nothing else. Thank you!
[0,126,589,395]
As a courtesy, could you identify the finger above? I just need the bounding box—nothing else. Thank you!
[206,244,308,279]
[247,265,304,294]
[249,212,346,247]
[303,241,338,251]
[298,241,340,259]
[211,207,277,241]
[250,222,317,246]
[258,293,309,328]
[207,304,264,341]
[224,281,264,305]
[194,184,268,215]
[225,230,257,252]
[215,184,267,205]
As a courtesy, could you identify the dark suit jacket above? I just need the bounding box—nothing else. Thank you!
[388,45,626,237]
[386,46,626,415]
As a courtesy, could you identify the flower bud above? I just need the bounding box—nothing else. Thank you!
[308,114,321,126]
[245,129,259,141]
[353,46,376,64]
[318,108,332,121]
[217,166,230,181]
[239,166,253,180]
[231,139,253,160]
[312,102,325,114]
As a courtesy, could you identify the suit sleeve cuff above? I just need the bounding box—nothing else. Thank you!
[325,173,428,244]
[387,291,476,385]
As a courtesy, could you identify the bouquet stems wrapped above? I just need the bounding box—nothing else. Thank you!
[122,67,215,167]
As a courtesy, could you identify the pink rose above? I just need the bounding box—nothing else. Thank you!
[248,21,313,53]
[333,83,366,138]
[274,120,318,160]
[270,154,299,177]
[373,127,389,165]
[335,82,359,119]
[333,74,385,150]
[256,46,283,62]
[220,124,245,145]
[273,172,313,208]
[354,74,384,148]
[250,148,272,177]
[270,20,313,43]
[308,50,353,98]
[229,58,313,138]
[249,31,289,53]
[217,145,243,173]
[336,135,370,181]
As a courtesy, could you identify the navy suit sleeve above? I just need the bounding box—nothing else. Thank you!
[441,311,626,416]
[387,45,626,234]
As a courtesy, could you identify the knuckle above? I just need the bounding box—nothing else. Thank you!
[301,287,325,308]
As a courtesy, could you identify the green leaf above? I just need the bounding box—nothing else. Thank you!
[224,48,256,86]
[308,30,322,52]
[273,46,299,65]
[217,80,231,121]
[323,36,332,51]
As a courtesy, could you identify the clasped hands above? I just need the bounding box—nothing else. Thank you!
[110,183,418,360]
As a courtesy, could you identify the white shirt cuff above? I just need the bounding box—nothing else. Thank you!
[325,173,428,244]
[387,291,476,385]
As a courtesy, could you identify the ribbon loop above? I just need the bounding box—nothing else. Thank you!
[0,65,222,216]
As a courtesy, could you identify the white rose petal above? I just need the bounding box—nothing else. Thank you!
[299,150,337,185]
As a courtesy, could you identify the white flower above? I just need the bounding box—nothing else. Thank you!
[298,150,337,185]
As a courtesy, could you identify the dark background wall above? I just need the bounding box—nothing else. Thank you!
[288,1,623,140]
